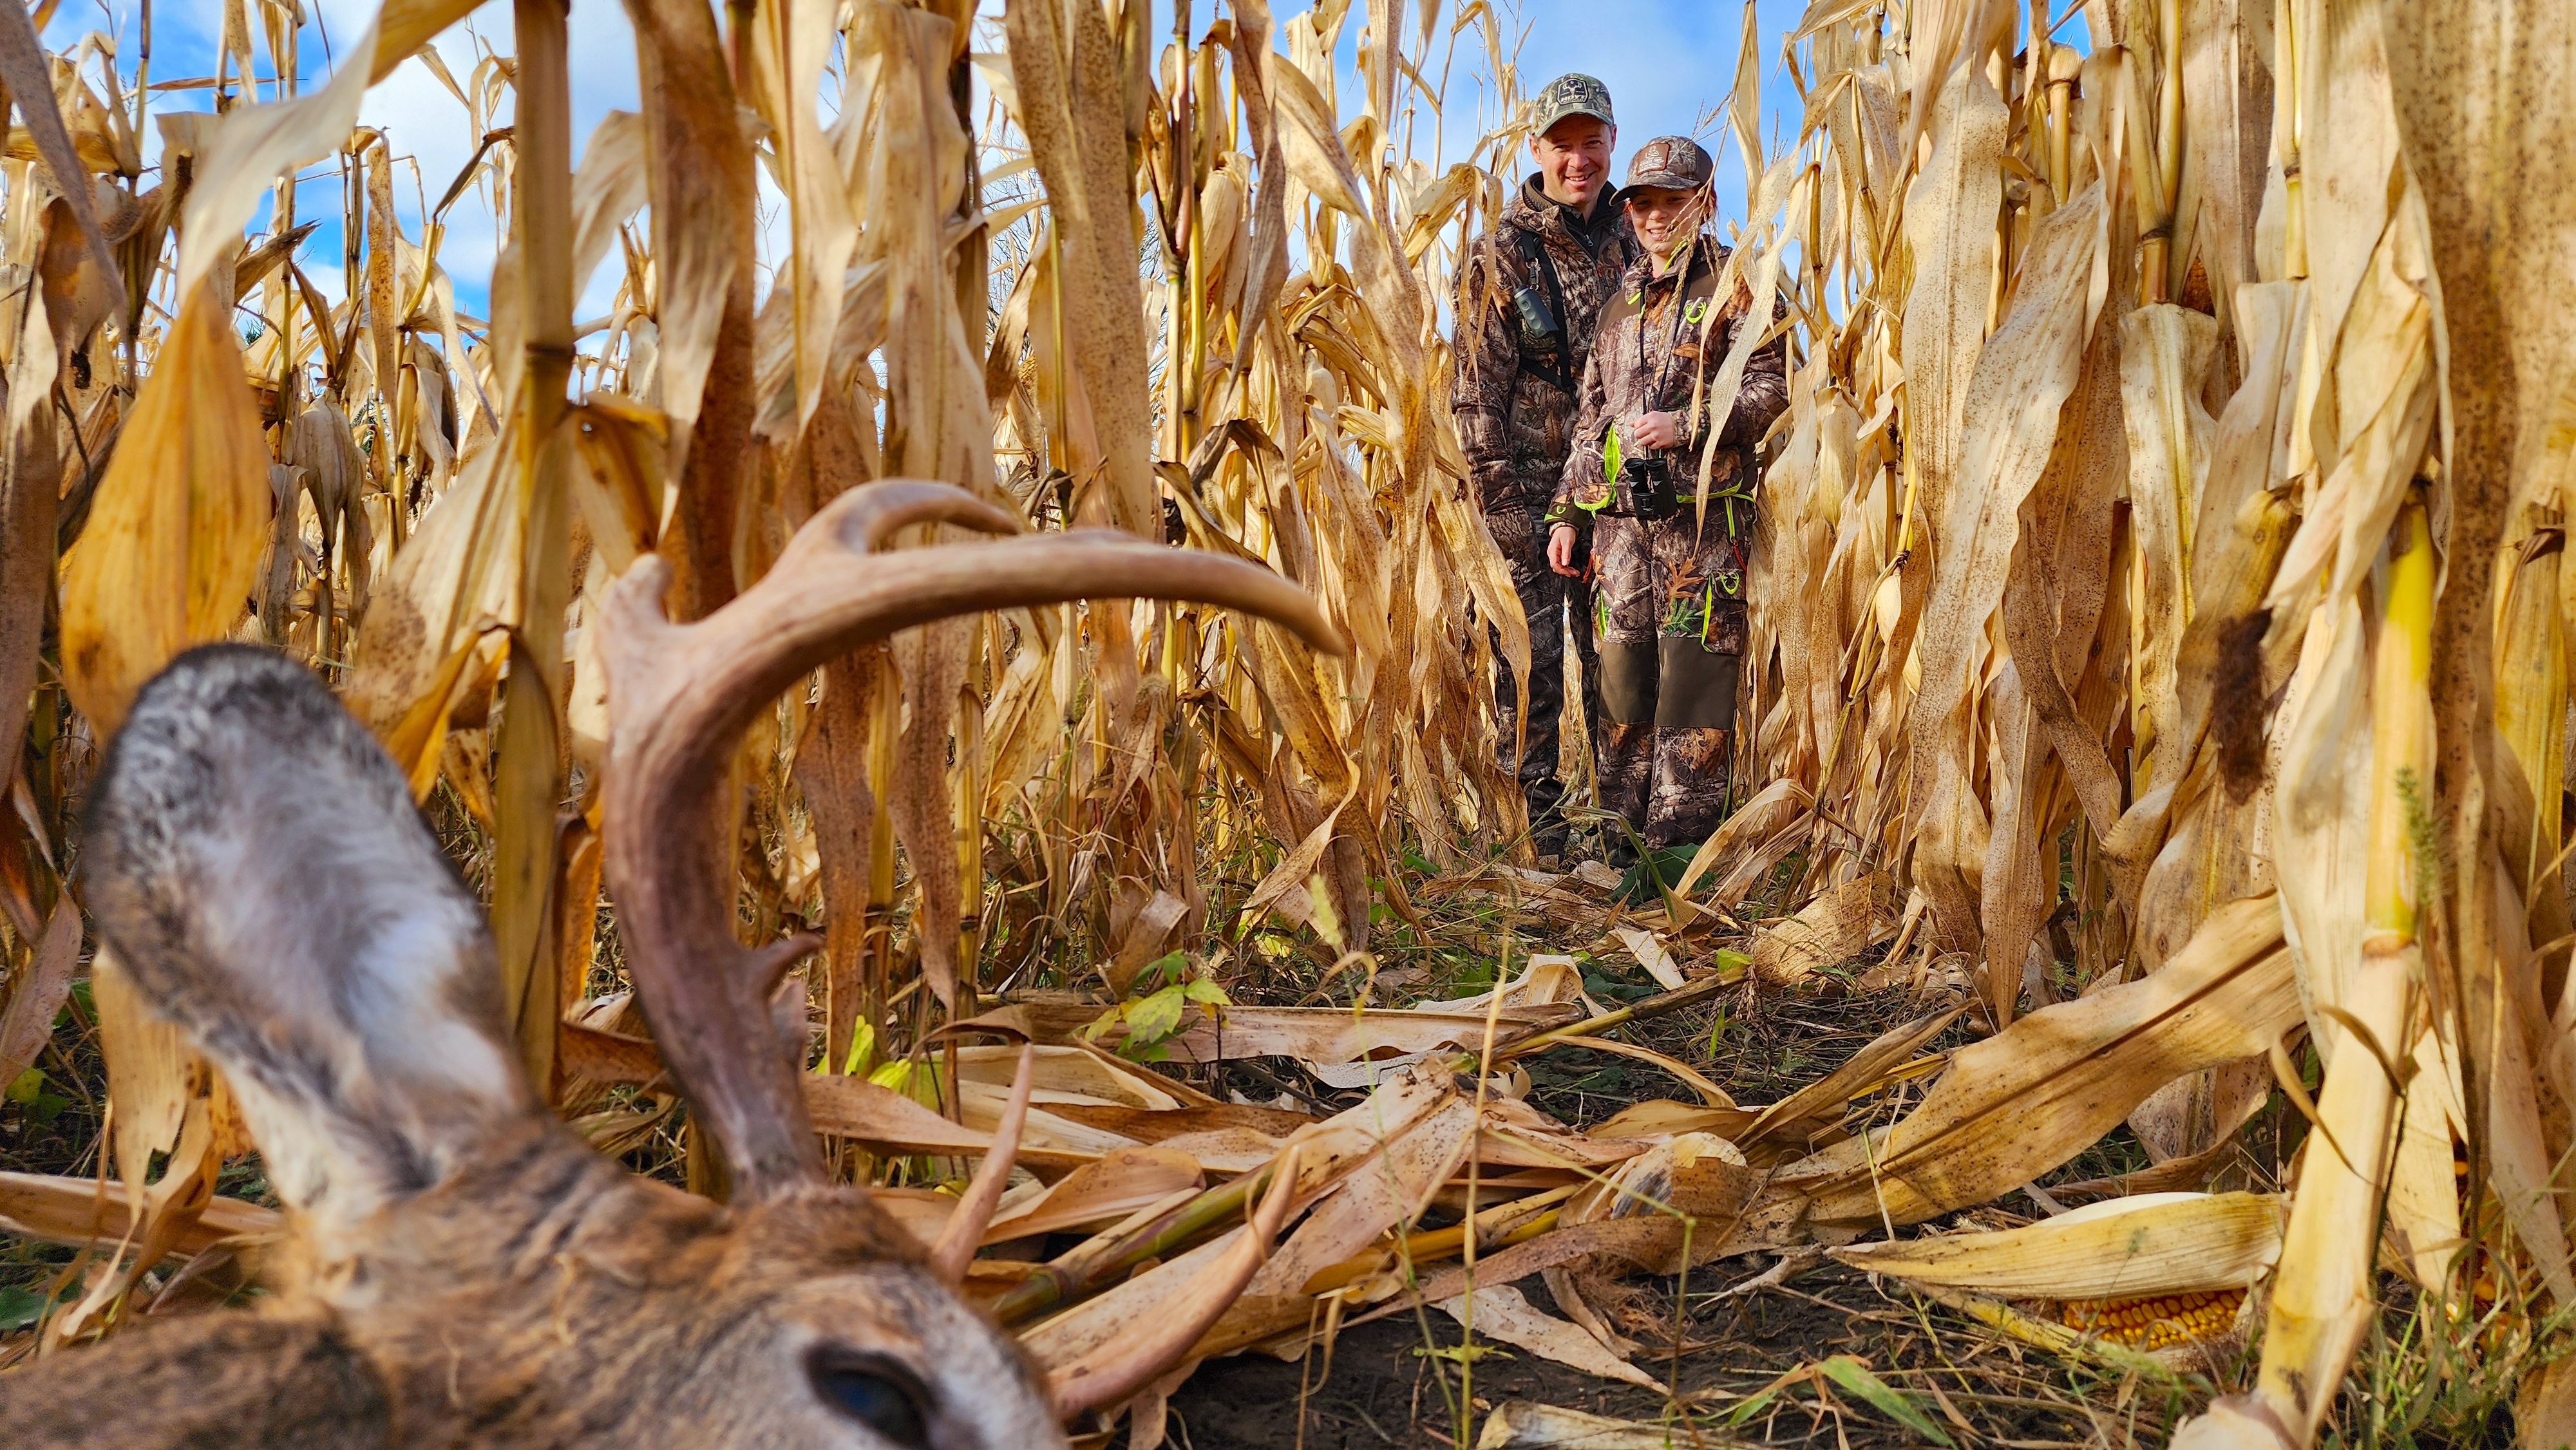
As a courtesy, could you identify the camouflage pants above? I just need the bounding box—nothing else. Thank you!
[1484,504,1599,841]
[1592,512,1747,850]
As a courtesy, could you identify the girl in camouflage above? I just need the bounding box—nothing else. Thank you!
[1544,137,1790,862]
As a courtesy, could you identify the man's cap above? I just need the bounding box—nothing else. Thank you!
[1621,136,1714,196]
[1530,74,1615,136]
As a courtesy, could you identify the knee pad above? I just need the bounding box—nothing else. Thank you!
[1654,642,1739,730]
[1598,641,1660,724]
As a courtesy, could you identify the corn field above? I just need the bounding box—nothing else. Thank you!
[1,0,2573,1441]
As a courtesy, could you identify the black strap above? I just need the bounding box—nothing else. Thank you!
[1605,242,1701,482]
[1514,228,1575,393]
[1629,241,1746,471]
[1531,235,1572,373]
[1638,242,1701,418]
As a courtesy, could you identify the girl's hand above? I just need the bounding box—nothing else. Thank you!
[1547,523,1582,578]
[1625,410,1682,451]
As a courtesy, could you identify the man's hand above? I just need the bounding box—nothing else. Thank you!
[1624,410,1683,452]
[1547,523,1583,578]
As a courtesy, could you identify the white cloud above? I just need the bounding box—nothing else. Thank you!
[314,0,645,317]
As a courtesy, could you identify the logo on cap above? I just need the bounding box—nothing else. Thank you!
[1622,135,1715,193]
[1530,73,1615,135]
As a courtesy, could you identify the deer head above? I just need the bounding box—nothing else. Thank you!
[5,480,1339,1447]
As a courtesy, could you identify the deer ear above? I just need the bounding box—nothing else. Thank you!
[81,646,536,1236]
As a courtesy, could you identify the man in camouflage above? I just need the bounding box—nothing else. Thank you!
[1547,137,1789,858]
[1451,73,1637,860]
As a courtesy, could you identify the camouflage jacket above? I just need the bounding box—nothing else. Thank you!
[1552,234,1790,531]
[1450,176,1636,514]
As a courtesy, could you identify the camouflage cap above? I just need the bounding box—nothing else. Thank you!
[1530,73,1615,136]
[1622,135,1714,195]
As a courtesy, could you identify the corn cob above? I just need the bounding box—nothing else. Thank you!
[2056,1287,2249,1350]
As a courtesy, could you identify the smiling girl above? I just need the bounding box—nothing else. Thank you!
[1544,137,1790,862]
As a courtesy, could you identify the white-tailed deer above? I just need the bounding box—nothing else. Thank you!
[3,482,1337,1447]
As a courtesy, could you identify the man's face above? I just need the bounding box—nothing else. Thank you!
[1625,185,1706,257]
[1531,116,1615,210]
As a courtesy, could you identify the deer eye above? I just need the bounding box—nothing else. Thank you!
[806,1346,931,1447]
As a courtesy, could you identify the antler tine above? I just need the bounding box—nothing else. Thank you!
[599,481,1345,1201]
[822,476,1024,552]
[929,1044,1034,1285]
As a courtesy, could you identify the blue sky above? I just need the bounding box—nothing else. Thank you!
[44,0,1810,324]
[1439,0,1811,202]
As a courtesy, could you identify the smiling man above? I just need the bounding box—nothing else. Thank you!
[1452,73,1638,863]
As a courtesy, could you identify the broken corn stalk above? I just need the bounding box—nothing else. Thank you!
[2239,493,2436,1444]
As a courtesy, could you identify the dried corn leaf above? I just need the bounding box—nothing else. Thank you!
[0,898,80,1090]
[1832,1192,2284,1299]
[1750,870,1893,988]
[1611,927,1685,992]
[1023,1069,1452,1370]
[1151,1003,1581,1068]
[1473,1402,1680,1450]
[1783,896,2295,1231]
[983,1146,1204,1244]
[1437,1284,1660,1390]
[57,283,269,733]
[1906,182,2101,963]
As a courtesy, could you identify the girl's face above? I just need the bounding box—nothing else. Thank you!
[1625,185,1707,259]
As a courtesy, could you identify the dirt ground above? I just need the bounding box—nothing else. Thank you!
[1159,965,2229,1450]
[0,842,2526,1447]
[1164,1263,2207,1449]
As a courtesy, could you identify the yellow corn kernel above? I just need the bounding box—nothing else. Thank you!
[2054,1287,2246,1346]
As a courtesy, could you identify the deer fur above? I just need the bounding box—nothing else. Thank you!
[4,646,1067,1449]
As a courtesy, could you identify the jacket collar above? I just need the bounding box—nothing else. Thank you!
[1626,232,1723,292]
[1508,173,1624,255]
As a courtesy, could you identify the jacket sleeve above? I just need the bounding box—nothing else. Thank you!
[1715,294,1792,447]
[1450,241,1521,496]
[1549,335,1613,522]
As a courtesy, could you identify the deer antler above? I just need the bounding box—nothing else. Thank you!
[929,1044,1034,1284]
[598,480,1342,1200]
